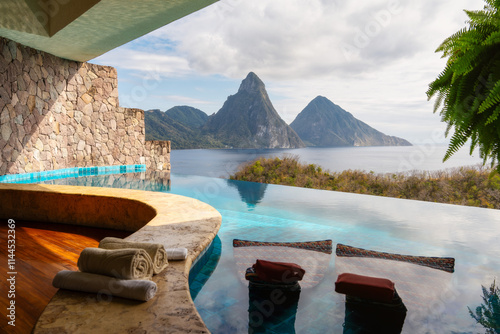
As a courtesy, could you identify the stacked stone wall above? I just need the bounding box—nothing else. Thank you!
[0,37,170,175]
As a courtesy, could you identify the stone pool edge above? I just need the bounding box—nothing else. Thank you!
[0,183,222,333]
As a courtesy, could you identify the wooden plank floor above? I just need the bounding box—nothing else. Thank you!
[1,220,130,333]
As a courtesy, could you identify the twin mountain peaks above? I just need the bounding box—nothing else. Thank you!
[145,72,411,149]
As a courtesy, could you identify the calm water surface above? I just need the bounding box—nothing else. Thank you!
[171,144,486,177]
[42,172,500,334]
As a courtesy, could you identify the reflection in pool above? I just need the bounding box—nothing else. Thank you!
[226,179,268,209]
[40,172,500,333]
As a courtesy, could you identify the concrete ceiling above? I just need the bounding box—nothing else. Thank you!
[0,0,218,62]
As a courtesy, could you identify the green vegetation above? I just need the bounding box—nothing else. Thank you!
[230,155,500,209]
[145,73,304,149]
[164,106,208,128]
[427,0,500,171]
[144,74,411,150]
[468,280,500,333]
[145,108,226,149]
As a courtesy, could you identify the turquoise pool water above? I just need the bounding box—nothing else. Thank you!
[25,172,500,333]
[0,164,145,183]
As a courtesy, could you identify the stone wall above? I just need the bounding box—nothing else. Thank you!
[0,36,170,175]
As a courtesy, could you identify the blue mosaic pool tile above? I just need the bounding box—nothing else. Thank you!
[189,281,205,295]
[189,235,222,300]
[201,313,225,331]
[196,308,214,321]
[221,296,239,308]
[0,164,146,184]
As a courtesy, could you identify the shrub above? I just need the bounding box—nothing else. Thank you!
[230,156,500,209]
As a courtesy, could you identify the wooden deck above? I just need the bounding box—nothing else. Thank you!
[0,220,130,333]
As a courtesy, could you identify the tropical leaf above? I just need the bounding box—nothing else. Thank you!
[428,0,500,171]
[486,104,500,124]
[433,90,447,112]
[444,128,471,161]
[471,131,479,154]
[479,80,500,114]
[483,30,500,45]
[436,28,468,54]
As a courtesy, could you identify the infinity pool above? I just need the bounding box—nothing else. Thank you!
[39,172,500,333]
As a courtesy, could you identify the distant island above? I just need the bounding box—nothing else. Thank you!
[290,96,411,147]
[145,72,411,149]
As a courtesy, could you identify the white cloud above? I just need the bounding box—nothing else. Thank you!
[158,0,482,79]
[154,95,215,106]
[93,49,192,78]
[94,0,487,142]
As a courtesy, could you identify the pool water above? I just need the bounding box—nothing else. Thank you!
[38,172,500,333]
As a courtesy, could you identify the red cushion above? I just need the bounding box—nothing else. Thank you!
[252,259,305,283]
[335,273,395,302]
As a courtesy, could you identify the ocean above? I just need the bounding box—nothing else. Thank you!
[170,144,488,178]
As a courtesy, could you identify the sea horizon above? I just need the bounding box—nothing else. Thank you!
[170,144,488,178]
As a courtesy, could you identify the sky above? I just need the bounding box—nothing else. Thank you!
[92,0,485,144]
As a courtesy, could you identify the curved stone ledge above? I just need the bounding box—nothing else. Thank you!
[0,183,221,333]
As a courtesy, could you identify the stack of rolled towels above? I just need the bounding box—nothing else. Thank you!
[98,237,169,276]
[52,270,158,302]
[52,237,188,302]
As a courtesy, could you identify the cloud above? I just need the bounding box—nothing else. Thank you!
[98,0,484,83]
[153,95,215,106]
[93,0,486,142]
[93,48,192,78]
[157,0,482,80]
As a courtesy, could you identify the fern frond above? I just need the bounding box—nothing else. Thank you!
[486,104,500,124]
[448,48,481,75]
[430,0,500,163]
[455,67,482,110]
[427,64,454,98]
[482,30,500,45]
[479,80,500,114]
[470,131,479,154]
[445,123,453,137]
[458,28,492,48]
[444,128,471,161]
[437,28,469,53]
[466,9,498,27]
[433,90,447,112]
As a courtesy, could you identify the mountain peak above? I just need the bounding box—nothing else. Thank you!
[204,72,305,149]
[313,95,327,101]
[310,95,337,107]
[238,72,265,94]
[290,96,412,147]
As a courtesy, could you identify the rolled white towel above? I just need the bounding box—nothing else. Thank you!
[99,237,168,275]
[77,247,153,280]
[165,248,188,260]
[53,270,157,301]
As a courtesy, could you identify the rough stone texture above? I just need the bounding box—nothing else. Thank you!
[0,183,221,334]
[0,37,170,175]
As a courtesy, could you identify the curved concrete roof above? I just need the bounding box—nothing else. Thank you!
[0,0,218,61]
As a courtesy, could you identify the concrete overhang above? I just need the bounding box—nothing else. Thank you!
[0,0,218,62]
